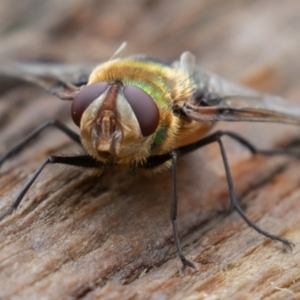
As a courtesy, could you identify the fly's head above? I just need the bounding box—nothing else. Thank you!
[71,80,160,165]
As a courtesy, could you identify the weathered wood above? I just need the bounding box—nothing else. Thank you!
[1,0,300,299]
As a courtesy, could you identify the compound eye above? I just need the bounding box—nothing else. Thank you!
[123,85,160,136]
[71,82,109,126]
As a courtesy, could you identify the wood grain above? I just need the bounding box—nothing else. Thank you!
[1,0,300,299]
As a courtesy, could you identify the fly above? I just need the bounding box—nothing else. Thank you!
[0,44,299,275]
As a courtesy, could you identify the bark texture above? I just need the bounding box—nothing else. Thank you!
[1,1,300,299]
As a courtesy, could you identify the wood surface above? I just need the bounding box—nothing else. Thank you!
[1,0,300,299]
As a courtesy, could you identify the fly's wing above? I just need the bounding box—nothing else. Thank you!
[0,62,96,100]
[0,43,127,100]
[178,52,300,126]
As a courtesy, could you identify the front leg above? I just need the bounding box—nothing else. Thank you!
[170,151,199,275]
[0,155,102,222]
[0,120,82,168]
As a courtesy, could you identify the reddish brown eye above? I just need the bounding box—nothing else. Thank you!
[123,85,160,136]
[71,82,109,126]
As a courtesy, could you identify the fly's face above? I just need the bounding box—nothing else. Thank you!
[71,57,200,167]
[73,81,159,164]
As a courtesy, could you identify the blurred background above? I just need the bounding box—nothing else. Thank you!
[1,0,300,87]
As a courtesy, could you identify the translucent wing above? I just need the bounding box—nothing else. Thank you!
[0,62,95,100]
[179,52,300,126]
[0,43,127,100]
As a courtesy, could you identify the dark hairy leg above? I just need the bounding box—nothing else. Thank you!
[170,151,198,275]
[0,120,81,167]
[0,155,101,222]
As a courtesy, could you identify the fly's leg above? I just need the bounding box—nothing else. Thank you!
[0,155,101,222]
[171,151,198,275]
[214,133,294,250]
[0,120,81,168]
[139,152,199,274]
[207,131,299,212]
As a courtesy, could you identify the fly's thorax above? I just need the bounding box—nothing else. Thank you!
[80,84,156,164]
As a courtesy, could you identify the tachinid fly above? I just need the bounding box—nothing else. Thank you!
[1,44,299,274]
